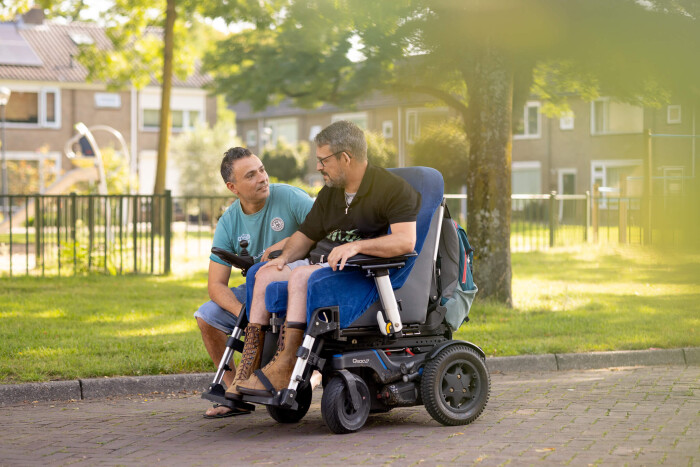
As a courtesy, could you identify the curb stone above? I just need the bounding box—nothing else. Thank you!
[2,348,698,406]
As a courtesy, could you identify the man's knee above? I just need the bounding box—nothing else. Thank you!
[288,265,317,291]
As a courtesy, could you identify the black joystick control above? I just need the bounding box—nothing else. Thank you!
[239,239,250,258]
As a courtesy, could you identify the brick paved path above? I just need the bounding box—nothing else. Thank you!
[1,366,697,466]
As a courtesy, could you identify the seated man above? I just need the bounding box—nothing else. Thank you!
[195,147,314,417]
[231,120,421,398]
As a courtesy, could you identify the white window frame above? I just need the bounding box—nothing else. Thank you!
[667,105,681,124]
[331,111,368,129]
[513,101,542,140]
[591,159,642,208]
[590,97,644,135]
[138,88,206,133]
[4,86,61,129]
[557,168,577,221]
[662,166,684,195]
[141,108,201,132]
[263,117,299,146]
[559,111,574,131]
[406,110,419,144]
[382,120,393,138]
[246,129,257,147]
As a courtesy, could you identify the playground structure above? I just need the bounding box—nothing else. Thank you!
[0,123,131,234]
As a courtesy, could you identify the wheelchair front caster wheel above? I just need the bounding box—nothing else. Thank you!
[267,383,312,424]
[321,375,370,434]
[421,344,490,426]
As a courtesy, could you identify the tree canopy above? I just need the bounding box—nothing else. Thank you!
[206,0,700,303]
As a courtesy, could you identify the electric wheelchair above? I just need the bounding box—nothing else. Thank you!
[202,167,489,434]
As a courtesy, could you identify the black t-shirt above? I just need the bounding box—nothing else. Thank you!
[300,164,421,255]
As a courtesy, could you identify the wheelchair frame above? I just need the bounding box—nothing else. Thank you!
[202,200,490,433]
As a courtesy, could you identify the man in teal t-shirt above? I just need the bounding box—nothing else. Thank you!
[195,147,313,418]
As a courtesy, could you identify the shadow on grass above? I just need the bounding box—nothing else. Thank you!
[0,271,242,382]
[459,291,700,357]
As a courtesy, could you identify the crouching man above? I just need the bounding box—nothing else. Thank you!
[195,147,314,417]
[228,120,421,399]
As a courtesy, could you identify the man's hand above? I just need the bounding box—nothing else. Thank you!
[262,238,288,262]
[261,255,287,271]
[327,241,361,271]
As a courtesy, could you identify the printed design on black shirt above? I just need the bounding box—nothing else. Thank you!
[270,217,285,232]
[327,228,361,243]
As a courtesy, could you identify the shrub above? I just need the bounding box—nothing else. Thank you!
[411,119,470,193]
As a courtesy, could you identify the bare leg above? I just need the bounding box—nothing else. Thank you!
[286,264,321,323]
[197,317,237,417]
[248,265,293,325]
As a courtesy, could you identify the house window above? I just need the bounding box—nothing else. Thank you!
[331,112,368,129]
[512,161,542,194]
[5,88,60,128]
[246,130,257,147]
[382,120,393,138]
[142,108,200,131]
[667,105,681,124]
[514,101,541,139]
[591,98,644,135]
[559,111,574,130]
[512,161,542,211]
[663,167,684,195]
[591,160,642,208]
[263,118,298,146]
[405,107,450,144]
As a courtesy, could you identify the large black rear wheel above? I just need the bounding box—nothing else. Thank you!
[266,383,312,424]
[421,344,490,426]
[321,375,370,434]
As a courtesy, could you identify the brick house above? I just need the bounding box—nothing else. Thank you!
[0,9,217,195]
[232,93,697,198]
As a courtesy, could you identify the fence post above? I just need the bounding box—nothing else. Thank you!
[34,194,41,266]
[619,177,628,244]
[164,190,172,274]
[549,191,557,248]
[71,192,77,274]
[88,195,94,271]
[132,196,138,273]
[592,184,599,243]
[643,129,653,245]
[585,190,590,243]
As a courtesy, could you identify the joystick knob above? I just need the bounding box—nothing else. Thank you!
[239,239,250,257]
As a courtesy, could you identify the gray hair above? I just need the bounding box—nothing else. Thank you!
[314,120,367,162]
[220,147,253,182]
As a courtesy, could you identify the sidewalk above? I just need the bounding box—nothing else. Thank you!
[1,365,697,465]
[1,347,698,406]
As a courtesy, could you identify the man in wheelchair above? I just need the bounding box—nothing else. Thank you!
[229,120,421,399]
[204,121,490,433]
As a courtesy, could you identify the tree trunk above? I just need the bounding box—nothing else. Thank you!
[463,46,514,306]
[153,0,176,196]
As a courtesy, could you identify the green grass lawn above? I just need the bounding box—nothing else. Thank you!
[1,245,698,383]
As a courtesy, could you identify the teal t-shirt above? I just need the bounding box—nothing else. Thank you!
[210,184,314,266]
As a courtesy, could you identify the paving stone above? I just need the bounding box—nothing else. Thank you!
[0,366,698,465]
[556,348,686,370]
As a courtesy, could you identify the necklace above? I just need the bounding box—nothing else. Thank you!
[344,192,355,215]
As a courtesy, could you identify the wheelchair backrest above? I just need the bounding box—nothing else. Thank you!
[347,167,445,327]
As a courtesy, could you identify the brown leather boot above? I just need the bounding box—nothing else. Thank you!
[236,322,305,397]
[225,323,265,399]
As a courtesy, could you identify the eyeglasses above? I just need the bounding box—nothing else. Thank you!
[317,150,349,168]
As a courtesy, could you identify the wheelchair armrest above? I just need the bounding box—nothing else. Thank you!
[211,247,254,273]
[345,251,417,271]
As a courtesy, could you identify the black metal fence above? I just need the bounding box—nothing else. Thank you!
[1,190,696,277]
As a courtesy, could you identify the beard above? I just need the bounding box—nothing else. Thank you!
[322,170,346,189]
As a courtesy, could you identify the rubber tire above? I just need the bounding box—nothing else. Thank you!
[321,375,371,434]
[421,344,490,426]
[266,383,312,424]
